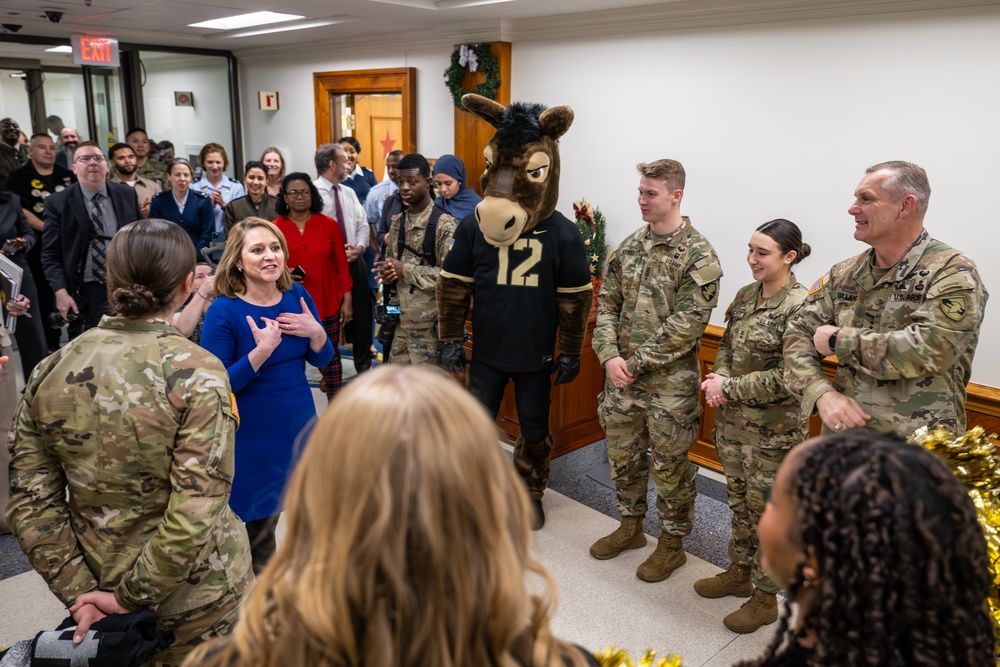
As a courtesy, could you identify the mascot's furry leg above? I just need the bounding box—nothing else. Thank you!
[514,433,554,529]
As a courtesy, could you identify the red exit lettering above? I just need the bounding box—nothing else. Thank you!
[81,38,112,63]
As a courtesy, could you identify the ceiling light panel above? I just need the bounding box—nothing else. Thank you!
[189,11,303,31]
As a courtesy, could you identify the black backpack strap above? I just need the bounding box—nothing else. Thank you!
[423,204,445,267]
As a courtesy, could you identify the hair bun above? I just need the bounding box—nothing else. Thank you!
[797,242,812,263]
[112,284,159,318]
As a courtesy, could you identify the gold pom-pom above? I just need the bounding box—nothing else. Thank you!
[593,646,683,667]
[911,425,1000,659]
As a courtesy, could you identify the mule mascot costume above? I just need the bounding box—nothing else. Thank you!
[437,94,593,529]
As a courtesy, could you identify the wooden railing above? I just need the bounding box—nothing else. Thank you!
[484,320,1000,472]
[690,325,1000,472]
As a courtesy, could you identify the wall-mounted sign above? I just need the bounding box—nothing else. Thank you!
[258,91,279,111]
[175,91,194,107]
[71,35,120,67]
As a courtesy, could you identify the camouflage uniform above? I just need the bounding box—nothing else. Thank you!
[0,322,15,534]
[5,316,252,666]
[386,204,457,365]
[137,159,168,188]
[784,229,988,435]
[594,217,722,536]
[713,275,809,593]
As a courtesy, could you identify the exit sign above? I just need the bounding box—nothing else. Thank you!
[72,35,121,67]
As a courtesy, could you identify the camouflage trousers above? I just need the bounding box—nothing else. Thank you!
[389,325,438,365]
[149,570,253,666]
[714,427,792,593]
[599,387,698,537]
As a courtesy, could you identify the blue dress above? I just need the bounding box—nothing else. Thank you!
[200,283,334,521]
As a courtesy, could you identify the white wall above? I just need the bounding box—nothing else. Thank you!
[234,6,1000,384]
[141,53,236,174]
[237,46,455,178]
[512,8,1000,385]
[0,72,32,132]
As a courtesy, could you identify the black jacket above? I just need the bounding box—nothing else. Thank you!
[41,181,142,294]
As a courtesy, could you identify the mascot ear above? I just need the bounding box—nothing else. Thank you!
[538,105,574,140]
[462,94,506,128]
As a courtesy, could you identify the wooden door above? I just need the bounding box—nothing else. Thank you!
[313,68,416,157]
[353,93,402,181]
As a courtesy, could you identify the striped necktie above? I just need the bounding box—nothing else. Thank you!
[90,193,108,283]
[332,185,348,242]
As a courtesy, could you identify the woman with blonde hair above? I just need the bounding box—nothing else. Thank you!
[185,365,600,667]
[260,146,286,198]
[200,216,333,575]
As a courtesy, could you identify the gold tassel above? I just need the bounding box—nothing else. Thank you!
[592,646,683,667]
[910,426,1000,661]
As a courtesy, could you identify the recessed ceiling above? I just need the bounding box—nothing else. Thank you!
[0,0,997,60]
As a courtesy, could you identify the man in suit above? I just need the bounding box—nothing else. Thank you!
[42,141,143,334]
[56,127,81,169]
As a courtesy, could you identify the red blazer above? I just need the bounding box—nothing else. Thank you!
[274,214,352,319]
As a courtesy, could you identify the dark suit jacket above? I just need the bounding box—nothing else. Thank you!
[149,190,214,251]
[42,181,143,294]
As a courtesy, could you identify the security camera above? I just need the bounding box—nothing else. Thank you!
[1,24,22,32]
[44,10,63,23]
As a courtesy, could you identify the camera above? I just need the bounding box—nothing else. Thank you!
[44,11,63,23]
[375,283,400,345]
[48,309,79,329]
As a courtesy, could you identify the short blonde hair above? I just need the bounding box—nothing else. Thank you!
[214,217,292,297]
[637,158,686,192]
[185,365,590,667]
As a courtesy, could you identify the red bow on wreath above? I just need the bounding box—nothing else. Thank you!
[574,201,595,235]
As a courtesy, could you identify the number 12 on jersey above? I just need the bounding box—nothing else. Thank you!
[496,238,543,287]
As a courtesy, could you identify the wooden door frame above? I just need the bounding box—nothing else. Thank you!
[313,68,416,154]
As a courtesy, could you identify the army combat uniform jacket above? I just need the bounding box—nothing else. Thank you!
[714,275,809,449]
[6,317,251,616]
[594,217,723,423]
[387,204,458,330]
[784,229,988,435]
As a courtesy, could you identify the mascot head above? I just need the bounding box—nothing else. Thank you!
[462,94,574,247]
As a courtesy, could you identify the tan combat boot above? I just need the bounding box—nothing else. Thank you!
[589,515,646,560]
[723,588,778,633]
[636,533,686,582]
[693,563,753,599]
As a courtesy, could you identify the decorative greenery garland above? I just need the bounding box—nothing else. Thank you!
[444,44,501,109]
[574,198,608,278]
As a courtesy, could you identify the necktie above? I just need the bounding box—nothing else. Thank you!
[331,185,348,243]
[90,193,108,283]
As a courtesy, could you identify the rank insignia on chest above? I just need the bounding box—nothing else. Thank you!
[940,296,967,322]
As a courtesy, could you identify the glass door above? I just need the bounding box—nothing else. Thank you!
[89,68,125,148]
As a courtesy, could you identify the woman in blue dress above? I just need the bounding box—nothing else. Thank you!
[201,216,333,574]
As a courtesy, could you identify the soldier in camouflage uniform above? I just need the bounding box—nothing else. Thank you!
[784,161,988,435]
[375,154,457,364]
[695,219,811,633]
[0,320,16,535]
[5,219,251,666]
[591,159,722,583]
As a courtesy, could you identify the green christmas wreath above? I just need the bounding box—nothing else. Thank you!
[444,44,501,109]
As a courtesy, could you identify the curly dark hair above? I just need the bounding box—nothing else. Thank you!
[741,429,995,667]
[275,172,322,216]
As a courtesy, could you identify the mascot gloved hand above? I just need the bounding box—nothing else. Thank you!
[436,93,594,531]
[439,340,467,373]
[552,354,580,385]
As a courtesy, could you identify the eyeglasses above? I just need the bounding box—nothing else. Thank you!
[285,189,311,198]
[74,155,106,164]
